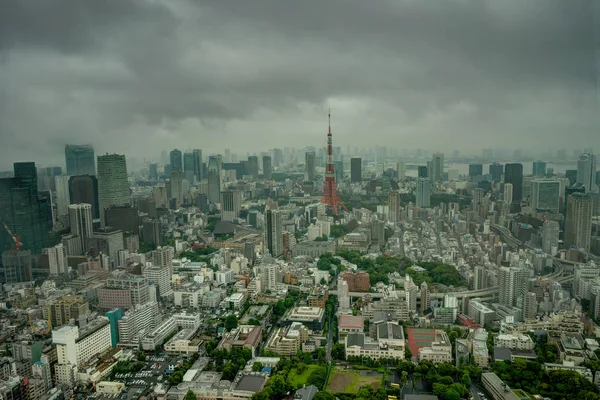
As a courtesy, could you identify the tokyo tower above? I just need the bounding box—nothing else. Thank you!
[320,110,347,215]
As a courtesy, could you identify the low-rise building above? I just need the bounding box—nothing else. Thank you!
[345,322,405,361]
[283,307,325,331]
[481,372,522,400]
[265,323,309,356]
[219,325,263,356]
[417,330,452,364]
[544,361,593,381]
[494,333,534,350]
[338,315,364,335]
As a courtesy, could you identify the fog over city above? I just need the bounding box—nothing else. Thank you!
[0,0,598,168]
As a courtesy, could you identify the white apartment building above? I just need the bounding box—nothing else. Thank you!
[142,263,173,299]
[418,330,453,364]
[52,317,112,387]
[117,301,160,345]
[494,333,534,350]
[141,313,201,350]
[43,244,68,275]
[216,269,235,285]
[174,284,209,308]
[345,322,405,361]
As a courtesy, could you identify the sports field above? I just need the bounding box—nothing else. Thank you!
[288,364,320,387]
[326,369,382,392]
[407,327,437,357]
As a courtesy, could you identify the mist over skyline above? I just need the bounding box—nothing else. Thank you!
[1,0,599,170]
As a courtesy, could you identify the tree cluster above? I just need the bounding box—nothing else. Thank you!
[204,346,253,381]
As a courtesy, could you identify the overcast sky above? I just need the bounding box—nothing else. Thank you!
[0,0,598,169]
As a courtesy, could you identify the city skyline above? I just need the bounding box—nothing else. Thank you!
[1,0,598,168]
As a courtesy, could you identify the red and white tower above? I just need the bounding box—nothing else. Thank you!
[320,110,347,215]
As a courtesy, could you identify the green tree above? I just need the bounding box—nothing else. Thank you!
[313,392,336,400]
[136,351,146,361]
[252,362,264,372]
[444,388,460,400]
[268,373,290,397]
[332,343,345,360]
[225,314,238,331]
[183,390,197,400]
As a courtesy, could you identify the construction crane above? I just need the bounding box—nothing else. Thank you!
[2,222,22,253]
[29,311,51,335]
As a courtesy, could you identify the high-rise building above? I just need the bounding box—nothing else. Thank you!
[523,292,538,320]
[0,162,50,254]
[152,246,174,275]
[105,205,139,235]
[397,161,406,180]
[263,155,272,180]
[489,163,503,182]
[416,178,431,208]
[170,167,182,207]
[207,156,222,204]
[388,191,400,223]
[577,153,597,192]
[469,164,483,178]
[69,175,99,219]
[334,160,344,183]
[273,148,283,167]
[350,157,362,183]
[247,156,259,179]
[565,193,593,251]
[504,163,523,202]
[565,169,578,186]
[65,144,95,176]
[192,149,202,181]
[183,152,195,183]
[97,154,129,226]
[44,243,68,275]
[68,204,93,253]
[418,165,428,178]
[503,183,513,205]
[542,220,559,255]
[265,209,283,257]
[142,219,161,246]
[54,175,71,217]
[305,152,316,182]
[533,161,547,177]
[169,149,182,172]
[2,250,32,283]
[431,152,444,181]
[531,179,560,213]
[498,267,527,307]
[221,190,242,222]
[420,282,429,315]
[474,266,488,290]
[148,163,158,180]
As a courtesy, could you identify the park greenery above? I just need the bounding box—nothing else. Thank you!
[335,250,467,287]
[204,346,253,381]
[167,353,200,385]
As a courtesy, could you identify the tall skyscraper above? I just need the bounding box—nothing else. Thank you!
[169,149,182,172]
[192,149,202,181]
[0,162,50,254]
[305,152,316,181]
[97,154,130,226]
[565,169,578,186]
[273,148,283,167]
[577,153,597,192]
[265,209,283,257]
[397,161,406,180]
[183,152,195,183]
[430,152,444,181]
[542,220,559,255]
[531,179,560,213]
[523,292,538,320]
[247,156,259,179]
[207,156,222,204]
[416,178,431,208]
[504,163,523,202]
[221,190,242,222]
[148,163,158,180]
[388,191,400,223]
[565,193,593,251]
[420,282,429,315]
[533,161,547,177]
[170,167,182,207]
[262,155,272,180]
[69,175,99,219]
[54,175,71,217]
[498,267,527,307]
[418,165,428,178]
[489,163,503,182]
[469,164,483,178]
[65,144,95,176]
[350,157,362,183]
[503,183,513,205]
[334,160,344,183]
[68,203,93,253]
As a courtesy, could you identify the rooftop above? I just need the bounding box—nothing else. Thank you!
[339,315,364,329]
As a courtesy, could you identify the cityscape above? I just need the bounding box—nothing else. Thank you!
[1,2,600,400]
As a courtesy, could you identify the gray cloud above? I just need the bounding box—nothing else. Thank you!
[0,0,598,169]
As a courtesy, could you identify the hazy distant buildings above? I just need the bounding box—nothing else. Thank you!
[430,152,444,181]
[65,144,95,176]
[207,156,222,204]
[565,193,593,252]
[350,157,361,183]
[305,152,316,182]
[533,161,547,177]
[247,156,259,179]
[396,161,406,180]
[416,178,431,208]
[388,192,400,223]
[531,179,560,213]
[262,155,272,180]
[469,164,483,178]
[170,149,182,172]
[97,154,130,226]
[489,163,503,182]
[221,190,242,222]
[192,149,202,181]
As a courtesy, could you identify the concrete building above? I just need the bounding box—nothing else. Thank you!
[468,299,496,326]
[265,322,308,356]
[221,190,242,221]
[265,209,283,257]
[117,301,160,345]
[565,193,593,252]
[43,243,68,275]
[499,267,527,308]
[494,333,534,350]
[341,270,370,292]
[345,322,405,360]
[283,307,325,331]
[531,179,560,213]
[142,263,173,299]
[97,154,129,226]
[97,273,149,309]
[68,203,93,254]
[350,157,361,183]
[416,178,431,208]
[338,315,364,334]
[542,220,559,256]
[481,372,521,400]
[43,294,90,327]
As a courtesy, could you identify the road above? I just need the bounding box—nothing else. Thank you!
[325,312,334,361]
[470,383,489,400]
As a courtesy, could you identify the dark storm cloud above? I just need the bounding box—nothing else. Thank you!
[0,0,597,168]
